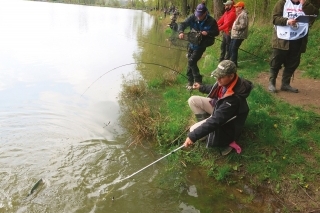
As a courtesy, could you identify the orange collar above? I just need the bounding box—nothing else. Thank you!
[222,75,238,98]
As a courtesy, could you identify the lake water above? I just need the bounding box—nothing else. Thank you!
[0,1,200,212]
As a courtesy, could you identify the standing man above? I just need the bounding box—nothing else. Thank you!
[217,0,236,62]
[229,1,249,67]
[268,0,319,93]
[183,60,253,155]
[178,3,219,90]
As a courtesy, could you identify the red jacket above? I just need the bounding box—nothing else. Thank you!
[217,7,236,35]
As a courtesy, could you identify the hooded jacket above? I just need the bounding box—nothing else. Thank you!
[272,0,319,52]
[178,14,219,48]
[188,75,253,147]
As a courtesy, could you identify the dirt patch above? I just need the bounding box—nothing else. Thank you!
[255,70,320,114]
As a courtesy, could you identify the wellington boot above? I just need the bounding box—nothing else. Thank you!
[220,146,233,156]
[268,82,276,93]
[281,73,298,93]
[280,84,298,93]
[268,69,278,93]
[195,113,210,122]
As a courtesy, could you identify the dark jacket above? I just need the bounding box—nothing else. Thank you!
[272,0,319,52]
[178,14,219,48]
[188,75,253,147]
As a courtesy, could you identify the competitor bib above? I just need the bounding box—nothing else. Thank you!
[276,0,309,40]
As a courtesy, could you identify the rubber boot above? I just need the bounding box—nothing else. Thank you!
[195,113,210,122]
[281,73,298,93]
[268,69,278,93]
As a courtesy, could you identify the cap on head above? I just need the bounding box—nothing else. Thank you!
[234,1,245,8]
[211,60,237,79]
[223,0,234,6]
[195,3,208,17]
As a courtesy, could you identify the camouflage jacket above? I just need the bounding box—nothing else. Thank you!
[231,9,249,39]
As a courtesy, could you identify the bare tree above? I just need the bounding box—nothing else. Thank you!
[181,0,187,16]
[213,0,224,20]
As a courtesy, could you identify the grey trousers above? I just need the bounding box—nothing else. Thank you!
[188,96,214,132]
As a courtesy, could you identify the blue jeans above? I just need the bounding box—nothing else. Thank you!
[229,39,244,66]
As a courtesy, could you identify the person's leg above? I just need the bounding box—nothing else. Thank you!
[225,34,231,60]
[188,47,206,84]
[219,33,227,62]
[281,39,302,93]
[268,48,286,92]
[188,96,214,141]
[186,48,194,88]
[188,96,214,115]
[229,39,244,67]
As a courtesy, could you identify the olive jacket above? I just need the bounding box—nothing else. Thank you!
[272,0,319,52]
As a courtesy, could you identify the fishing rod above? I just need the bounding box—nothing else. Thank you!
[114,115,237,183]
[116,144,185,183]
[174,31,268,62]
[120,29,268,62]
[117,33,187,52]
[81,62,188,96]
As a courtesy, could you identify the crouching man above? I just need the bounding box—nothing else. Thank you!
[183,60,253,155]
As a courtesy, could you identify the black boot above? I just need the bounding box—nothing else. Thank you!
[195,113,210,122]
[281,73,298,93]
[268,69,278,93]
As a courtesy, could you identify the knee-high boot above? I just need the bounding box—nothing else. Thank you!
[281,72,298,93]
[268,69,279,93]
[195,113,210,122]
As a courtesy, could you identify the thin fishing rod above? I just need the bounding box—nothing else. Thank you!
[117,145,184,182]
[177,33,268,62]
[117,33,187,52]
[115,115,237,183]
[81,62,188,96]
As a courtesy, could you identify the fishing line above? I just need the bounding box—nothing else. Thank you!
[116,33,187,52]
[81,62,188,96]
[215,37,268,62]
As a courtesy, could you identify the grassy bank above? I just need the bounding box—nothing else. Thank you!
[119,12,320,211]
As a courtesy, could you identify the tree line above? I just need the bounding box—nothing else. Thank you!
[34,0,320,24]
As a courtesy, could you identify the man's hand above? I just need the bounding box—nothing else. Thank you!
[192,82,201,90]
[179,33,184,39]
[183,137,194,147]
[201,31,208,36]
[299,0,305,5]
[287,19,297,26]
